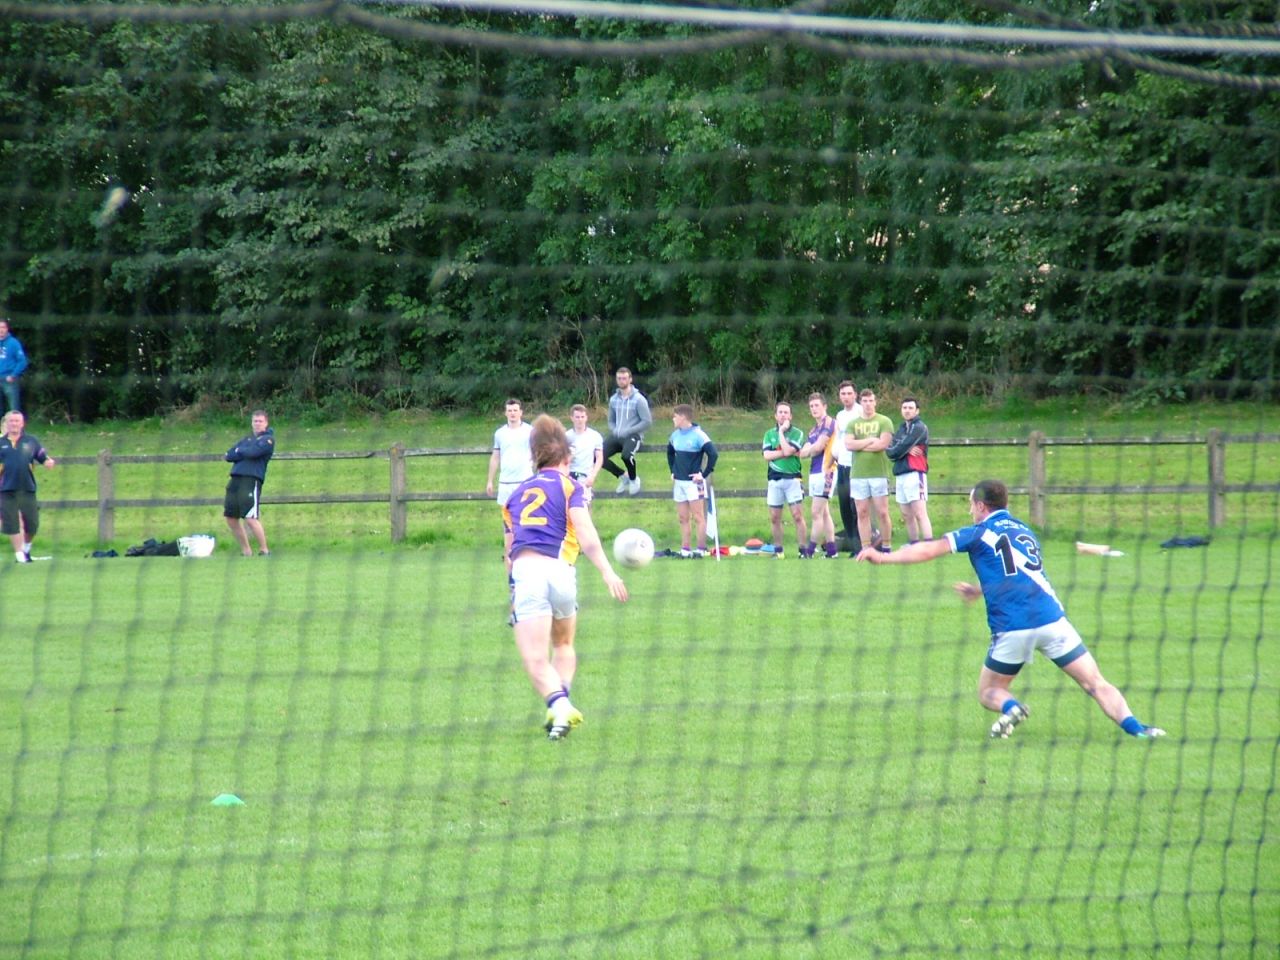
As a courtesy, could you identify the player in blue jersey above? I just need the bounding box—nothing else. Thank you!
[667,404,718,557]
[504,415,629,740]
[857,479,1165,740]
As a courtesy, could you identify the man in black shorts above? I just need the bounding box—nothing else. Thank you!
[0,410,56,563]
[224,409,275,557]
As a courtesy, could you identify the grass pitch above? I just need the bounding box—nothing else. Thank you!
[2,539,1275,959]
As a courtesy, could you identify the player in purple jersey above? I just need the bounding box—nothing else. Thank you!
[503,415,629,741]
[797,392,839,558]
[857,479,1165,741]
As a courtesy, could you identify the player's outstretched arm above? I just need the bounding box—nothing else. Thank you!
[569,505,628,602]
[856,538,950,564]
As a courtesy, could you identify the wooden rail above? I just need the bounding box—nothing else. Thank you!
[44,432,1280,544]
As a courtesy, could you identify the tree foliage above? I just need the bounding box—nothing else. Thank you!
[0,3,1275,419]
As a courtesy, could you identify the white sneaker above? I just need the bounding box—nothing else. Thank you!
[629,477,642,495]
[615,475,630,495]
[679,548,693,558]
[990,703,1030,739]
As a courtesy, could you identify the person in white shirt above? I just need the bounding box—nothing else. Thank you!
[831,380,862,554]
[567,404,604,506]
[486,398,534,566]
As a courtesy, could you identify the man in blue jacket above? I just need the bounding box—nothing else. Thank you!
[224,409,275,556]
[0,319,29,413]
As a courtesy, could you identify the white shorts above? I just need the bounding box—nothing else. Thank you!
[808,472,834,499]
[496,480,524,508]
[673,479,706,503]
[895,471,927,504]
[767,477,804,508]
[510,553,578,622]
[850,477,889,501]
[985,617,1088,675]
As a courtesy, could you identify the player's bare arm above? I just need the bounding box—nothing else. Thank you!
[856,538,950,564]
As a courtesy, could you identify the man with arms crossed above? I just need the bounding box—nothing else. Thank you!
[601,367,652,496]
[844,388,893,552]
[762,401,808,559]
[486,398,535,565]
[831,380,862,554]
[567,404,604,506]
[858,479,1165,740]
[885,395,933,544]
[224,409,275,557]
[797,392,839,558]
[0,410,55,562]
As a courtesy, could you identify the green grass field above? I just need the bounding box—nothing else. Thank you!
[2,402,1277,958]
[2,540,1275,958]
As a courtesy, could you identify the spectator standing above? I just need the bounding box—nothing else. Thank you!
[567,404,604,505]
[831,380,862,554]
[486,398,535,565]
[885,396,933,543]
[601,367,652,496]
[0,410,55,563]
[223,409,275,557]
[797,392,839,558]
[762,401,808,559]
[844,389,894,552]
[857,479,1165,741]
[0,319,29,413]
[667,404,718,558]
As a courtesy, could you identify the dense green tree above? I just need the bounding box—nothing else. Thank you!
[0,2,1274,419]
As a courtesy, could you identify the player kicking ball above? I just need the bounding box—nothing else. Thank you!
[504,415,628,741]
[858,479,1165,741]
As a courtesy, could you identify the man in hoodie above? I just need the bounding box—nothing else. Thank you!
[601,367,652,496]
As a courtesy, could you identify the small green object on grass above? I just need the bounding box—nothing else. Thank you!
[210,793,245,807]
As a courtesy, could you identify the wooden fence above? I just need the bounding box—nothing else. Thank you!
[45,431,1279,544]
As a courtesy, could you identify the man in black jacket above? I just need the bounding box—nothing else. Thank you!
[885,396,932,544]
[224,409,275,556]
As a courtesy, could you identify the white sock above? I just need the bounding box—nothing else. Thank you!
[23,542,32,555]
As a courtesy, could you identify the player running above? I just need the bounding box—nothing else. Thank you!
[858,479,1165,741]
[504,415,628,741]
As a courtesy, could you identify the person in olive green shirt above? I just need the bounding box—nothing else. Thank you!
[762,401,808,559]
[844,389,894,551]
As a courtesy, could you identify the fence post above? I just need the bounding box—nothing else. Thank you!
[97,449,114,544]
[1206,429,1226,529]
[389,443,407,543]
[1027,431,1046,527]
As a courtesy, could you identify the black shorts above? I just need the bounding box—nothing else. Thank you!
[603,434,642,460]
[0,490,38,536]
[224,475,263,520]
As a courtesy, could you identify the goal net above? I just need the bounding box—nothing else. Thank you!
[0,2,1275,958]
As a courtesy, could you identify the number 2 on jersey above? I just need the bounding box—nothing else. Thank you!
[518,487,550,526]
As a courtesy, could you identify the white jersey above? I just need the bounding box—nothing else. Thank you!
[833,406,859,468]
[493,422,534,484]
[568,426,603,476]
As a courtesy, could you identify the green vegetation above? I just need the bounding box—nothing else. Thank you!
[1,542,1274,959]
[2,3,1276,417]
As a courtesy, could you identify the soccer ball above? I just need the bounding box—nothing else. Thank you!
[612,528,655,568]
